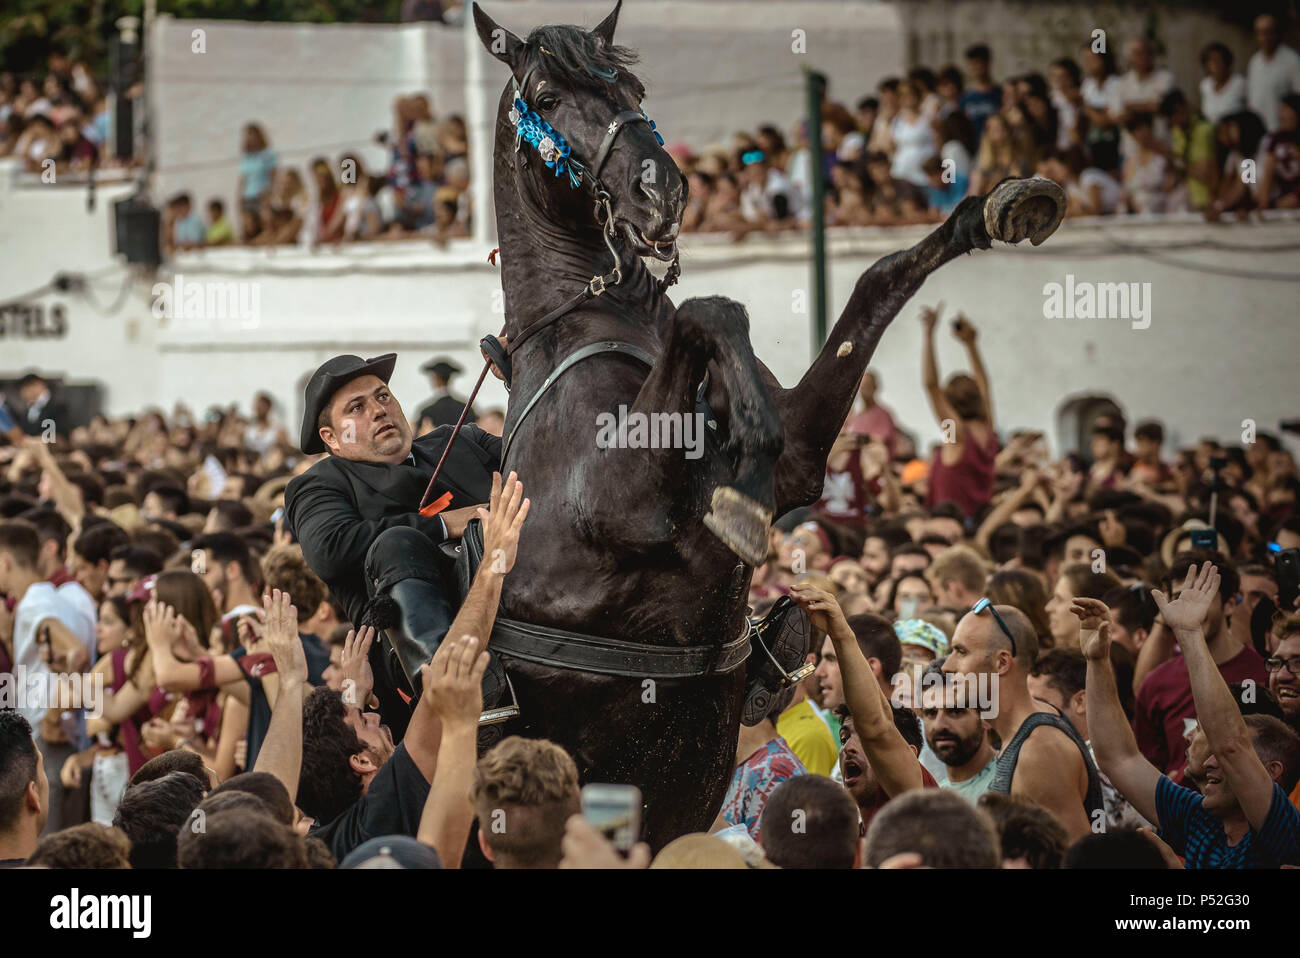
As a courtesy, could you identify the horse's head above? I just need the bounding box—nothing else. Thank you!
[474,1,685,261]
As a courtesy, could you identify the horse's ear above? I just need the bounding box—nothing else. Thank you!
[473,3,524,67]
[591,0,622,47]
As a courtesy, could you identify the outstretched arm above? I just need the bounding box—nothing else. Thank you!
[791,582,922,797]
[920,303,959,432]
[1154,564,1277,830]
[404,471,531,780]
[1076,597,1163,827]
[252,590,309,801]
[953,314,994,434]
[416,634,488,868]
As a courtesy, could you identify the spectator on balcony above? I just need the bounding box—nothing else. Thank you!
[1123,112,1174,213]
[311,157,344,244]
[866,79,899,157]
[1247,13,1300,132]
[935,65,964,119]
[969,113,1032,196]
[1081,45,1122,173]
[238,123,277,240]
[864,150,928,225]
[165,193,207,255]
[338,156,384,241]
[57,118,95,173]
[1209,110,1267,218]
[206,199,234,246]
[1050,58,1086,151]
[1258,93,1300,209]
[1161,89,1218,211]
[1113,37,1176,132]
[890,80,936,189]
[959,44,1001,140]
[828,162,870,226]
[256,167,307,246]
[1199,42,1247,125]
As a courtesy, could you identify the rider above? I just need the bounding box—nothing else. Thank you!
[285,350,507,742]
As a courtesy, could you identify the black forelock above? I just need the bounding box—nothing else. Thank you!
[520,24,644,101]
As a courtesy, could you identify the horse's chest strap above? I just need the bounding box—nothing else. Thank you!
[501,340,654,464]
[489,616,751,679]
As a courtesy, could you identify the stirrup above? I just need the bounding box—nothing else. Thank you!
[478,673,520,726]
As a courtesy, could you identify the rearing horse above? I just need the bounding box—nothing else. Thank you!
[471,0,1065,848]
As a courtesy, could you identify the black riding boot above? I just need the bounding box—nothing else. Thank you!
[382,577,512,718]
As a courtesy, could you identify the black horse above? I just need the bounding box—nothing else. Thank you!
[471,1,1065,848]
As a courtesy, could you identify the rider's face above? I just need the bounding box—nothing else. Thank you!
[322,375,412,464]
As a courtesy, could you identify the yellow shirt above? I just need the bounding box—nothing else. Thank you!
[777,698,839,777]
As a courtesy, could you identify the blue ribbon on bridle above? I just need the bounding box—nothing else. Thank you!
[509,66,665,192]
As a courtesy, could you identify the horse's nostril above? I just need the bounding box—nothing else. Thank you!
[637,178,662,204]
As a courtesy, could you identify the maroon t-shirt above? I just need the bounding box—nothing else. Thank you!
[861,765,939,833]
[926,426,998,518]
[1134,644,1269,776]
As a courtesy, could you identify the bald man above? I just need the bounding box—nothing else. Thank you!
[943,603,1103,842]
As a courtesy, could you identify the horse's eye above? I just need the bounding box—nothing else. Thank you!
[536,93,559,112]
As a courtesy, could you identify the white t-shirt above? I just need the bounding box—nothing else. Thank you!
[1073,167,1125,215]
[1248,44,1300,130]
[1199,73,1247,125]
[12,583,95,726]
[1110,68,1176,115]
[1082,74,1120,112]
[57,581,98,644]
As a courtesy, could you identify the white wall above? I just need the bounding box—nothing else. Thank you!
[3,148,1298,460]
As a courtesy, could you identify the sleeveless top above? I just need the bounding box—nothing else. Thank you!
[927,425,998,518]
[990,710,1106,822]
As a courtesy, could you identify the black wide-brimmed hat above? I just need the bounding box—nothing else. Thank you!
[299,353,397,455]
[420,357,462,380]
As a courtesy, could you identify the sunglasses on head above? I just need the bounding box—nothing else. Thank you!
[972,597,1017,658]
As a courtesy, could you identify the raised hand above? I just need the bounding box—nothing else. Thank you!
[920,302,943,333]
[1152,562,1220,634]
[339,626,377,709]
[479,470,530,576]
[1070,596,1112,661]
[952,312,977,344]
[142,600,181,652]
[419,634,489,728]
[261,589,307,685]
[789,582,850,638]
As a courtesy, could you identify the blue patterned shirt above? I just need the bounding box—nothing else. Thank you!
[1155,774,1300,868]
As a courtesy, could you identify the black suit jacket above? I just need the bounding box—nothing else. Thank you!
[18,397,67,437]
[418,394,476,429]
[285,424,500,625]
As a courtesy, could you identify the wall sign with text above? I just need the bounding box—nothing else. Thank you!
[0,303,67,338]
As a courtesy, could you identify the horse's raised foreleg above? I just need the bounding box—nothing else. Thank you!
[629,295,783,566]
[771,177,1065,513]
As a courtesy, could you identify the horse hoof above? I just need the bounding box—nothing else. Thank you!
[983,176,1066,247]
[703,486,772,567]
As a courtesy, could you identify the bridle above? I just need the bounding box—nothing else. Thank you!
[418,55,685,513]
[502,61,681,360]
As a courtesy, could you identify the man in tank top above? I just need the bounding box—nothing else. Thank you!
[943,600,1103,842]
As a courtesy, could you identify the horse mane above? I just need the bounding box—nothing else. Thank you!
[520,24,645,102]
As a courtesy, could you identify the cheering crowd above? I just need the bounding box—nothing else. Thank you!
[678,15,1300,234]
[1,284,1297,870]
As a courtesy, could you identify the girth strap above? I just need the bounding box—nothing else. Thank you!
[501,340,655,464]
[490,615,751,679]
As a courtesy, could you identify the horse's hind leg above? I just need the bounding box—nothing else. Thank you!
[629,295,782,567]
[770,176,1066,513]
